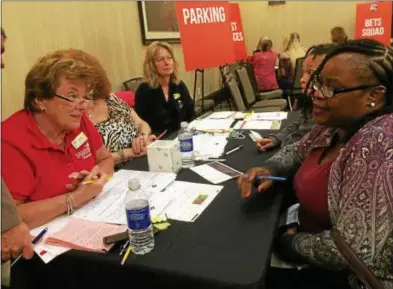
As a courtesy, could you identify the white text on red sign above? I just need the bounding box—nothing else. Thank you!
[182,7,226,25]
[231,21,243,41]
[362,18,384,36]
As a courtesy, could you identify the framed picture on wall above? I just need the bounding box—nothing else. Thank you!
[138,1,180,45]
[268,1,286,5]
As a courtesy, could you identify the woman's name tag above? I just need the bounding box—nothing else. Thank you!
[173,93,181,100]
[72,132,88,149]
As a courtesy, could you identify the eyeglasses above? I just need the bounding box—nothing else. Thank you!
[55,93,94,106]
[154,56,173,63]
[312,77,379,99]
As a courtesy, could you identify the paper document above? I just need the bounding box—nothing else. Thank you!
[249,130,263,142]
[193,134,228,160]
[45,218,126,253]
[234,120,281,130]
[191,162,242,184]
[188,118,234,131]
[162,181,223,222]
[249,112,288,121]
[74,169,177,225]
[286,203,300,225]
[30,216,72,264]
[207,111,237,119]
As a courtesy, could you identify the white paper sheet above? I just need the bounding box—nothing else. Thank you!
[161,181,223,222]
[74,170,177,224]
[248,112,288,121]
[233,120,275,130]
[188,118,234,131]
[190,162,242,184]
[30,216,72,263]
[206,111,237,119]
[193,134,228,160]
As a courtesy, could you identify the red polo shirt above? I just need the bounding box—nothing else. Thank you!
[1,110,104,202]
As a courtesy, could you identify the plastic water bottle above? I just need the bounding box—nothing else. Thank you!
[178,121,195,168]
[125,178,154,255]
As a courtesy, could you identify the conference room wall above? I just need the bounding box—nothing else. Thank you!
[1,1,221,120]
[239,1,359,54]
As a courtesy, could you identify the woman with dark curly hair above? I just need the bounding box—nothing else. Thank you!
[239,39,393,288]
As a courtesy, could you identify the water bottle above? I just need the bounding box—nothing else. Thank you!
[178,121,195,168]
[125,178,154,255]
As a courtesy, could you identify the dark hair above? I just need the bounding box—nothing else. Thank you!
[298,44,337,119]
[331,26,348,44]
[304,39,393,141]
[261,39,273,52]
[1,27,6,39]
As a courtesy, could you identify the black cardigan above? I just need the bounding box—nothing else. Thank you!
[135,81,195,135]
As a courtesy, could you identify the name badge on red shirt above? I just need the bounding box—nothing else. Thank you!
[72,132,88,149]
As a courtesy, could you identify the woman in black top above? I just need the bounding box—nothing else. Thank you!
[135,41,194,135]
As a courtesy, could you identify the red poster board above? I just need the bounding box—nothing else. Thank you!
[355,1,392,46]
[230,3,247,61]
[175,1,236,71]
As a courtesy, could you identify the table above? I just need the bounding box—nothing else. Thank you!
[11,112,301,289]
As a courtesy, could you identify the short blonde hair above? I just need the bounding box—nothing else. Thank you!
[24,49,96,112]
[143,41,180,88]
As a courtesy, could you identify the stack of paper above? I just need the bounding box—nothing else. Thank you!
[188,118,234,131]
[207,111,245,119]
[30,216,72,264]
[74,170,177,225]
[45,218,126,253]
[248,112,288,121]
[161,181,223,222]
[191,162,242,184]
[233,120,281,130]
[193,134,228,160]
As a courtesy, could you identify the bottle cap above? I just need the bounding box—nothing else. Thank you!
[180,122,188,128]
[128,178,141,191]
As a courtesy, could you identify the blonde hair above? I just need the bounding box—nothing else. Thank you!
[143,41,180,88]
[24,49,96,112]
[282,32,305,69]
[331,26,348,44]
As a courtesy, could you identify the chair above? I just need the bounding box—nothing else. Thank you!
[114,91,135,107]
[243,62,283,101]
[123,77,144,92]
[225,73,247,112]
[288,57,305,111]
[235,67,287,112]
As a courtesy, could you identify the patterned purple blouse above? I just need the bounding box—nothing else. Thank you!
[263,113,393,287]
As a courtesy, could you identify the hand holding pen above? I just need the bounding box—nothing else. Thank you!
[237,167,287,198]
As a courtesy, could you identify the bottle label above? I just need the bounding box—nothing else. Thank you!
[126,206,151,230]
[180,138,193,153]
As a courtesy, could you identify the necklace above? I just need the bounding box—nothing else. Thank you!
[35,119,65,148]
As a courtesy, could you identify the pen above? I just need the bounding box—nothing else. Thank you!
[156,130,168,141]
[120,246,132,266]
[256,176,287,182]
[225,145,244,156]
[82,176,113,185]
[119,240,130,256]
[11,227,48,267]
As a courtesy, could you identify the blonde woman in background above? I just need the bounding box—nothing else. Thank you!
[135,41,194,135]
[331,26,348,44]
[278,33,306,99]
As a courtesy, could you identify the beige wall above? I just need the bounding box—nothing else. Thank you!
[1,1,220,119]
[239,1,361,54]
[2,1,363,119]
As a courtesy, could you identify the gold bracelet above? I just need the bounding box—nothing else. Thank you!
[65,193,74,215]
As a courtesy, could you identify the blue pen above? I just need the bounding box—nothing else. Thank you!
[256,175,287,182]
[10,227,48,267]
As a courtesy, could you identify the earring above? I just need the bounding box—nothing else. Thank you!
[369,102,376,108]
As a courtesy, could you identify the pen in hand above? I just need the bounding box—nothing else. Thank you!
[10,227,48,267]
[82,176,113,185]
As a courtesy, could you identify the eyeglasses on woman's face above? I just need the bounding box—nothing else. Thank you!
[55,92,94,106]
[311,76,380,99]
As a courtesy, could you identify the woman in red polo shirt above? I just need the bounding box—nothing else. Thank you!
[1,49,114,229]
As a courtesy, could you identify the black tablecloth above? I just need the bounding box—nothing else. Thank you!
[11,112,301,289]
